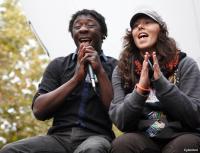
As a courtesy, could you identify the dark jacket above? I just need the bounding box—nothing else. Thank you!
[109,56,200,139]
[33,52,117,139]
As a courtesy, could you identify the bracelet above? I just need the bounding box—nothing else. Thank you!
[135,83,150,92]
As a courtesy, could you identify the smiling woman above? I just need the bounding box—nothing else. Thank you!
[109,9,200,153]
[131,16,161,52]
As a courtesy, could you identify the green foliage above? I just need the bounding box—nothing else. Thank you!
[0,0,51,148]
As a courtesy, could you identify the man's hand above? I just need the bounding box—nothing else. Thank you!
[73,43,87,83]
[81,42,103,75]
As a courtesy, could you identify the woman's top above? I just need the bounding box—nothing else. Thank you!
[109,55,200,139]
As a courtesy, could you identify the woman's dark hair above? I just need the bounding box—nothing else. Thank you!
[68,9,107,39]
[118,19,178,92]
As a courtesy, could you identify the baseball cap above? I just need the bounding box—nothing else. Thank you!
[130,10,165,28]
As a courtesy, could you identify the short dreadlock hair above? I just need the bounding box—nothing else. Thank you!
[68,9,107,39]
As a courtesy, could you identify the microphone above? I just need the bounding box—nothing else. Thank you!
[81,41,96,91]
[88,64,96,91]
[148,59,154,79]
[148,59,153,70]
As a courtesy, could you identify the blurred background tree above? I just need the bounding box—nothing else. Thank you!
[0,0,51,148]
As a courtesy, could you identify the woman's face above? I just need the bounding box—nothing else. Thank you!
[132,16,160,52]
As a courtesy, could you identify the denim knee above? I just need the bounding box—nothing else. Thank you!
[74,136,111,153]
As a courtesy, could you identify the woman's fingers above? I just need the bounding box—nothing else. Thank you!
[152,52,161,80]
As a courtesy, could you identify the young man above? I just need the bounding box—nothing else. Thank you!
[0,9,117,153]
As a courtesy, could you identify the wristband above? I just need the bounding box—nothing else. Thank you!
[135,83,150,92]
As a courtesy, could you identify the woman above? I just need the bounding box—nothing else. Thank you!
[109,9,200,153]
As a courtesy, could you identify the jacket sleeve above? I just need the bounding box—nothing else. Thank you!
[109,66,149,132]
[154,57,200,129]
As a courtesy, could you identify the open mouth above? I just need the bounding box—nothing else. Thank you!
[138,33,148,39]
[79,38,92,45]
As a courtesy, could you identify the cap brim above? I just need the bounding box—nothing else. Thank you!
[130,12,158,28]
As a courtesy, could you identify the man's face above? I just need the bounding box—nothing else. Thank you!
[72,14,103,52]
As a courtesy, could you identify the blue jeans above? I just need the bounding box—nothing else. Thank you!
[0,127,111,153]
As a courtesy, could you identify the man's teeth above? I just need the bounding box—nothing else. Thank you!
[80,41,91,47]
[80,39,91,42]
[80,40,92,45]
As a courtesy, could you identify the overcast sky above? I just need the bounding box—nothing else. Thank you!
[20,0,200,65]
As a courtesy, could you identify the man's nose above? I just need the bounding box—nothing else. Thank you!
[79,25,88,32]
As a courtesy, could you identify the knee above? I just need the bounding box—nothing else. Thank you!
[74,136,111,153]
[111,133,139,152]
[0,143,17,152]
[163,134,200,153]
[111,133,160,153]
[75,144,110,153]
[82,144,108,153]
[112,133,140,148]
[111,135,127,150]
